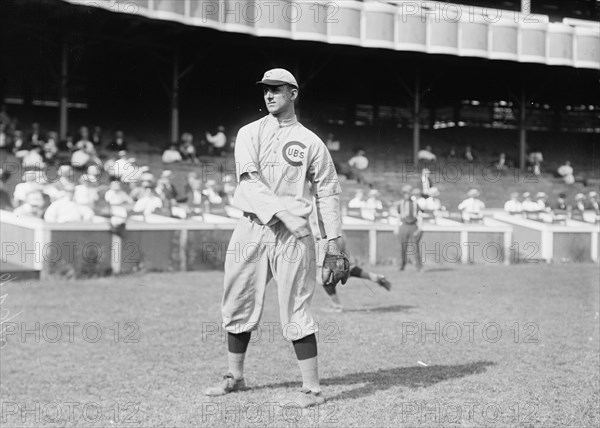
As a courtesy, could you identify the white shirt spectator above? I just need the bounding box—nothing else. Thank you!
[133,193,163,217]
[13,181,41,205]
[105,189,133,206]
[71,149,91,167]
[44,198,94,223]
[206,130,227,149]
[73,185,99,208]
[504,200,522,214]
[348,154,368,170]
[417,148,436,162]
[162,148,183,164]
[422,197,442,212]
[348,195,365,208]
[22,150,45,169]
[557,163,574,184]
[458,197,485,220]
[522,199,540,212]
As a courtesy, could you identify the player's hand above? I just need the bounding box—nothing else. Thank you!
[276,211,311,239]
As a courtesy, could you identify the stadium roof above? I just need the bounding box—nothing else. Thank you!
[56,0,600,70]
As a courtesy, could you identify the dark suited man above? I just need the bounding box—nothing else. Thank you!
[394,185,423,272]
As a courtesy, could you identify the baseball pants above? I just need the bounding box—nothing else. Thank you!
[398,223,422,270]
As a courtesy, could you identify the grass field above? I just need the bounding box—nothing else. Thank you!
[1,264,599,427]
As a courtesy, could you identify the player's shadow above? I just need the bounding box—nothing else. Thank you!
[252,361,495,402]
[344,304,415,313]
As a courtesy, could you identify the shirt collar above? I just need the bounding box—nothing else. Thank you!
[268,114,298,128]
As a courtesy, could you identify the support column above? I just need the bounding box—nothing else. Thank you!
[413,73,421,166]
[519,88,527,170]
[59,39,68,140]
[170,49,179,144]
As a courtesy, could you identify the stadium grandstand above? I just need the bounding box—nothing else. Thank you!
[1,0,599,277]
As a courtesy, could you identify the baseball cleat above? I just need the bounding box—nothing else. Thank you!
[376,275,392,291]
[204,373,246,396]
[289,389,326,408]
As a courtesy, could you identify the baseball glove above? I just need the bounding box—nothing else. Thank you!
[322,252,350,292]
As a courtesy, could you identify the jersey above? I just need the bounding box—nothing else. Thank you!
[232,114,342,239]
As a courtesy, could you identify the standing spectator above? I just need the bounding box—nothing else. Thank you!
[325,133,340,152]
[495,153,507,173]
[202,179,223,205]
[572,193,587,221]
[504,192,523,215]
[394,185,422,272]
[421,168,432,196]
[13,191,46,218]
[555,193,569,211]
[205,125,227,156]
[156,170,178,202]
[44,185,94,223]
[458,189,485,222]
[107,130,128,152]
[179,132,199,163]
[362,189,383,221]
[55,165,75,192]
[588,191,599,213]
[557,160,575,184]
[12,130,27,158]
[105,180,133,223]
[162,143,183,164]
[111,151,130,181]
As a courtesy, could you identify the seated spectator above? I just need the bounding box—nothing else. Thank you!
[325,133,340,152]
[417,145,436,169]
[54,165,75,192]
[571,193,587,221]
[107,130,127,152]
[362,189,383,221]
[12,130,28,158]
[495,153,508,172]
[156,170,178,202]
[421,168,432,196]
[588,191,599,213]
[421,187,446,214]
[162,143,183,164]
[13,171,43,206]
[0,123,9,152]
[220,175,242,218]
[179,132,199,163]
[535,192,550,212]
[504,192,523,215]
[110,151,130,181]
[22,146,46,170]
[186,177,204,216]
[205,125,227,156]
[521,192,540,213]
[346,148,369,184]
[458,189,485,222]
[44,185,94,223]
[133,183,163,217]
[348,190,365,209]
[105,180,133,222]
[464,145,475,162]
[557,161,575,184]
[13,191,46,218]
[28,122,42,147]
[554,193,569,211]
[203,179,223,205]
[446,146,458,159]
[73,174,100,210]
[70,146,91,170]
[91,126,102,146]
[43,132,59,164]
[128,170,153,201]
[0,168,13,211]
[527,150,543,176]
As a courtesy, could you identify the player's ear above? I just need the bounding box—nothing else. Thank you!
[288,85,299,101]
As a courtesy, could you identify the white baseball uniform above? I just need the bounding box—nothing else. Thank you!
[222,114,342,341]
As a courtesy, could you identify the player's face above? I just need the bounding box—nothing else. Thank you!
[263,85,297,116]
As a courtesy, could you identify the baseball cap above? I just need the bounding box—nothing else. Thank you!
[256,68,298,88]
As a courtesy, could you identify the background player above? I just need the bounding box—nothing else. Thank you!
[205,68,343,408]
[394,184,423,272]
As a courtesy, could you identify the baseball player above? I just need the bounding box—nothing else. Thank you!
[394,185,423,272]
[205,68,346,408]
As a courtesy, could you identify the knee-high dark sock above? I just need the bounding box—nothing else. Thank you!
[228,332,251,380]
[293,334,320,392]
